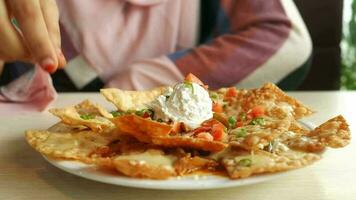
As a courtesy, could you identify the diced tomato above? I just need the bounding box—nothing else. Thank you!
[236,121,244,128]
[250,106,265,118]
[142,112,150,118]
[212,103,224,113]
[225,87,238,98]
[185,73,204,85]
[211,123,225,141]
[198,119,226,141]
[184,73,209,89]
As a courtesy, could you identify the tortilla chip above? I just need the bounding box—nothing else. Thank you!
[49,100,114,132]
[222,83,314,120]
[47,122,89,133]
[284,136,325,153]
[308,115,351,148]
[151,136,227,152]
[288,120,310,135]
[74,99,113,118]
[25,128,121,161]
[112,115,172,142]
[229,116,292,150]
[222,149,320,179]
[26,128,179,179]
[112,149,177,179]
[111,115,227,152]
[174,155,219,175]
[100,87,168,111]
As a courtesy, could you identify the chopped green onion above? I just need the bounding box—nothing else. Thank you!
[210,93,219,102]
[231,128,247,138]
[240,112,247,121]
[135,109,153,117]
[249,117,265,126]
[228,116,237,128]
[237,158,252,167]
[80,114,94,120]
[110,111,125,117]
[157,119,164,122]
[222,102,228,109]
[184,81,194,93]
[237,128,247,137]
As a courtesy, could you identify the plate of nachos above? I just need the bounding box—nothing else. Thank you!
[25,73,351,190]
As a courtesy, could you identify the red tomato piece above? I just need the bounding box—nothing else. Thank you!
[212,103,224,113]
[236,121,244,128]
[142,112,150,118]
[184,73,209,89]
[225,87,238,98]
[250,106,265,118]
[211,123,226,141]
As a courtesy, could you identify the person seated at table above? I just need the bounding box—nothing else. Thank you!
[0,0,312,111]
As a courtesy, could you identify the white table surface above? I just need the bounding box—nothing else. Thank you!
[0,91,355,200]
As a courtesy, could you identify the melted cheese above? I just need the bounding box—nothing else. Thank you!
[43,131,111,154]
[114,150,177,168]
[234,155,274,167]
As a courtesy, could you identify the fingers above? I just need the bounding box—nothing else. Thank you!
[0,0,29,61]
[8,0,58,73]
[40,0,66,68]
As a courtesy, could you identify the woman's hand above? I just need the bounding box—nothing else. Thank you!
[0,0,66,73]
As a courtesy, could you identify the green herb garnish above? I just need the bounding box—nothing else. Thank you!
[210,93,219,102]
[237,128,247,137]
[223,102,228,109]
[237,158,252,167]
[228,116,237,128]
[110,111,125,117]
[135,109,153,117]
[231,128,247,138]
[240,112,247,121]
[249,117,265,125]
[80,114,94,120]
[157,119,164,122]
[224,127,228,133]
[184,81,194,93]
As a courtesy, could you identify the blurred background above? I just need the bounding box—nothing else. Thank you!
[295,0,355,90]
[342,0,356,90]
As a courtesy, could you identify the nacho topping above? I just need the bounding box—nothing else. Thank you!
[151,82,213,129]
[25,74,351,180]
[49,100,114,132]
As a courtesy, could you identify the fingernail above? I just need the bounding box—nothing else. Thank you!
[41,57,55,73]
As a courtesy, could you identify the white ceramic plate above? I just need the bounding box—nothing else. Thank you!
[43,121,315,190]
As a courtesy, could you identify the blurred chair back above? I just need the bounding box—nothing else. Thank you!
[294,0,343,90]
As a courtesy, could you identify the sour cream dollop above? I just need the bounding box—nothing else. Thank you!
[151,82,213,129]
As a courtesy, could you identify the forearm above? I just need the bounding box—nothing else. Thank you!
[170,0,311,89]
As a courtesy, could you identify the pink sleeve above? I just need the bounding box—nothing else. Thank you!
[0,66,57,115]
[106,56,183,90]
[170,0,294,89]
